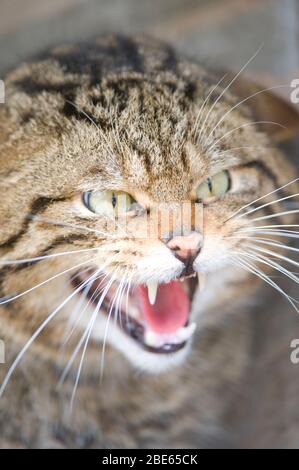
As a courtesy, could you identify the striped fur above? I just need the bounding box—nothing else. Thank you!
[0,35,298,448]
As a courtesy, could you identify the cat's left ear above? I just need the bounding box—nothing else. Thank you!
[222,72,299,143]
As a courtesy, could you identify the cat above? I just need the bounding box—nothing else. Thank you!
[0,34,298,448]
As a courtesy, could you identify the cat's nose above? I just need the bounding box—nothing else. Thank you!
[167,231,202,272]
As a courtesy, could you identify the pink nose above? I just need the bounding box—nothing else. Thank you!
[167,231,202,261]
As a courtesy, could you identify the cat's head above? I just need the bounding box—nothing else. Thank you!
[0,36,298,374]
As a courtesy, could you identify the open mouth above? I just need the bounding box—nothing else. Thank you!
[71,270,198,354]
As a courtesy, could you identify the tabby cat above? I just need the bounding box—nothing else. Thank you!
[0,35,298,448]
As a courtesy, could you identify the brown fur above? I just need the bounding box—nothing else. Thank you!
[0,35,298,448]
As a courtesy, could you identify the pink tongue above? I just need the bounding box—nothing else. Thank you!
[136,281,190,334]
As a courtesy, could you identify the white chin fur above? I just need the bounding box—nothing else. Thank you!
[82,311,193,374]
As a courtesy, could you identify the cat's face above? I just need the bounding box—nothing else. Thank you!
[0,36,297,374]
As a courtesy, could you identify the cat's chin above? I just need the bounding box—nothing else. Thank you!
[71,269,199,372]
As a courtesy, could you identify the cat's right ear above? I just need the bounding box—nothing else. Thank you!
[220,72,299,143]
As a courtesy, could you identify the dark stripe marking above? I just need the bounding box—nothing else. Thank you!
[0,233,90,302]
[0,197,66,250]
[241,161,292,225]
[15,78,79,96]
[241,161,279,188]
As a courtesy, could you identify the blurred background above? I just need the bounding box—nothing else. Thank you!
[0,0,299,448]
[0,0,298,88]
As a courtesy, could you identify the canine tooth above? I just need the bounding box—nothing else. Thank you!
[177,322,197,342]
[197,272,207,291]
[147,282,158,305]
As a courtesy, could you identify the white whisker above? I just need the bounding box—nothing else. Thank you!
[237,229,299,240]
[245,244,299,272]
[194,73,228,142]
[113,275,127,330]
[227,235,299,254]
[204,84,288,148]
[69,272,117,411]
[207,120,285,153]
[0,258,95,305]
[215,145,271,157]
[231,254,299,311]
[239,225,299,231]
[65,100,116,160]
[100,271,129,381]
[61,279,95,348]
[225,178,299,222]
[235,192,299,221]
[27,214,118,239]
[249,209,299,223]
[125,272,134,325]
[239,249,299,284]
[61,253,121,348]
[198,45,263,145]
[0,247,101,266]
[59,272,117,389]
[61,271,110,349]
[0,269,100,397]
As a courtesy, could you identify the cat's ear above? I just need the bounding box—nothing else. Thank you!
[221,72,299,143]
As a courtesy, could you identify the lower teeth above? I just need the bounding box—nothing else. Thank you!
[144,322,196,348]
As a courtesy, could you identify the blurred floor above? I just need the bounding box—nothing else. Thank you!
[0,0,299,448]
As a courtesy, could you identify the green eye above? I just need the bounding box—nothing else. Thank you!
[196,170,230,200]
[83,190,136,216]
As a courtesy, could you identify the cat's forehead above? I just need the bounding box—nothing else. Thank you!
[2,35,269,202]
[74,124,205,202]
